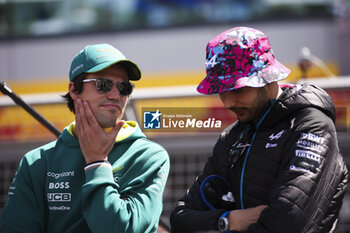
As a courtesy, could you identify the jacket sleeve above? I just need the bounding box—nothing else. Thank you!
[245,110,348,233]
[170,140,228,233]
[82,147,169,233]
[1,154,47,233]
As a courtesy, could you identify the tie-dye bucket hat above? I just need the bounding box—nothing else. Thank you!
[197,27,290,95]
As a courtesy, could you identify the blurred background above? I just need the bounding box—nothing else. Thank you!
[0,0,350,232]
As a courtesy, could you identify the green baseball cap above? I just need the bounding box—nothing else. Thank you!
[69,43,141,82]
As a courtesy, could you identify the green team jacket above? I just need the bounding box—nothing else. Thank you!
[1,121,170,233]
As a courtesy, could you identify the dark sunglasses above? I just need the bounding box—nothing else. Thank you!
[82,78,135,96]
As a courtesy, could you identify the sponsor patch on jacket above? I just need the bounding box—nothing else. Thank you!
[295,149,321,163]
[290,133,326,173]
[296,133,326,153]
[299,133,326,144]
[47,193,71,202]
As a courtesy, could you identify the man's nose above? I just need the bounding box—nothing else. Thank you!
[225,100,238,109]
[106,85,121,100]
[220,93,238,109]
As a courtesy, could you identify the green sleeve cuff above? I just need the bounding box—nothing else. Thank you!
[84,165,114,184]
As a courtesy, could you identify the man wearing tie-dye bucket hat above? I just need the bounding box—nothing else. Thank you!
[197,27,290,95]
[171,27,348,233]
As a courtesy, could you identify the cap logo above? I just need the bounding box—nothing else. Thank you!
[205,54,218,70]
[96,55,109,60]
[71,64,84,75]
[96,48,122,56]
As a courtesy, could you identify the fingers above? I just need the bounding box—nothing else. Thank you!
[74,98,84,135]
[82,100,100,129]
[110,120,125,137]
[73,98,125,164]
[255,205,268,212]
[75,98,124,136]
[75,98,124,139]
[228,205,268,231]
[75,99,100,132]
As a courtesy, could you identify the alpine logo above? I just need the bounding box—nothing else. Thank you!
[269,130,284,141]
[205,54,218,70]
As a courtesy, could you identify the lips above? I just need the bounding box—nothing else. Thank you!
[100,103,121,111]
[230,108,246,115]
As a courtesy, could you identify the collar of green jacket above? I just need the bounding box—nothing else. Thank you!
[60,121,146,146]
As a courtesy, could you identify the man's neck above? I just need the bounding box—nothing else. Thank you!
[268,82,283,100]
[251,99,275,127]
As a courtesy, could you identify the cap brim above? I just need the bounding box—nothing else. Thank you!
[86,60,141,81]
[118,61,142,81]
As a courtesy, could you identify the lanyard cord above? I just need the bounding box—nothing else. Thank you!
[200,175,232,210]
[239,100,275,209]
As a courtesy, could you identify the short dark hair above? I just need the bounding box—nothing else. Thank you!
[62,73,87,114]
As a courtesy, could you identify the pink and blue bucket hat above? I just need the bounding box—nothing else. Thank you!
[197,27,290,95]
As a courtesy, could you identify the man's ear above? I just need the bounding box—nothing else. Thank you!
[69,82,78,100]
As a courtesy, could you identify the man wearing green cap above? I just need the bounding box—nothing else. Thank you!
[1,43,170,233]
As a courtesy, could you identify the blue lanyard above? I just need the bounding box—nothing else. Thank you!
[239,100,275,209]
[200,100,275,211]
[200,175,232,210]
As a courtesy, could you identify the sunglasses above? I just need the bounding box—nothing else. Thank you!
[82,78,135,96]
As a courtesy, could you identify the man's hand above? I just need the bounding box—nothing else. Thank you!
[228,205,267,231]
[74,98,124,164]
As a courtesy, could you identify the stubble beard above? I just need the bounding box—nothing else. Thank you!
[236,88,270,124]
[96,110,123,128]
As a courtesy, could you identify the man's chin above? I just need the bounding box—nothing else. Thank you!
[98,119,118,129]
[238,118,250,123]
[236,115,254,123]
[97,113,121,128]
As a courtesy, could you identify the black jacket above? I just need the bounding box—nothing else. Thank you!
[170,83,348,233]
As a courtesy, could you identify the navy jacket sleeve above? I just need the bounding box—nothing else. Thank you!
[170,142,228,233]
[245,109,348,233]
